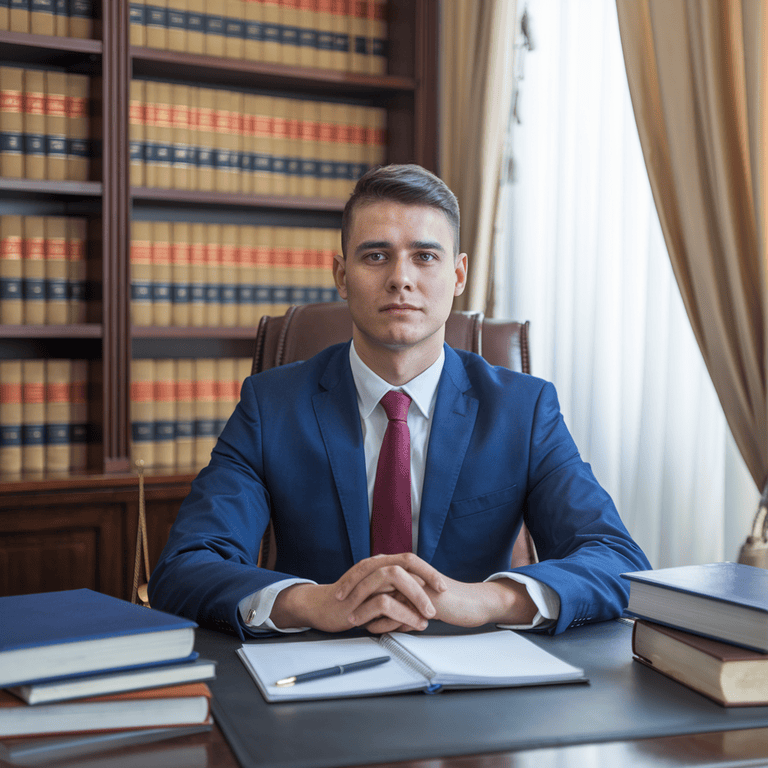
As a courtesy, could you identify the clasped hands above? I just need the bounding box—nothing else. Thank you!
[270,553,538,634]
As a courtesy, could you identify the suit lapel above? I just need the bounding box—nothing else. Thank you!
[313,343,371,563]
[418,346,478,564]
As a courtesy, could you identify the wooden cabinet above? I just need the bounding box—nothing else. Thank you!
[0,0,438,598]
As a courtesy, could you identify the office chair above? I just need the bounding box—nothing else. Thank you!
[252,302,537,570]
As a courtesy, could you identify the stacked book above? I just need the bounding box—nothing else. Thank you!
[623,562,768,707]
[0,0,95,38]
[0,588,215,739]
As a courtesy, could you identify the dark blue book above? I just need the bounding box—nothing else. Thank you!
[0,589,197,688]
[622,562,768,651]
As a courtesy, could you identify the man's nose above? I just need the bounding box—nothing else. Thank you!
[386,257,414,290]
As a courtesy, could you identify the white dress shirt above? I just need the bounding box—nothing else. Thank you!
[239,342,560,631]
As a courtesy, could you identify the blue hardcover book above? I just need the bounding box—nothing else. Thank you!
[622,562,768,652]
[0,589,197,688]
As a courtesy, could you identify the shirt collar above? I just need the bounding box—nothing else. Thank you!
[349,341,445,420]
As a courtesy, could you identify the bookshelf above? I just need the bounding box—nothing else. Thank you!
[0,0,439,600]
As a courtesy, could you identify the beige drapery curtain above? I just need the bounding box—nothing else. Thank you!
[616,1,768,496]
[439,0,517,314]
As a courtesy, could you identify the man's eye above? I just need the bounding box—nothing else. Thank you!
[366,252,386,262]
[417,252,436,262]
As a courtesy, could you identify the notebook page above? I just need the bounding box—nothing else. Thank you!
[388,630,584,686]
[238,637,427,701]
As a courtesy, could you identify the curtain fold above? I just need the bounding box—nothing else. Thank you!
[439,0,517,314]
[616,0,768,492]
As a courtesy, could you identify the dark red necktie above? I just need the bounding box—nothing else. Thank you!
[371,390,412,555]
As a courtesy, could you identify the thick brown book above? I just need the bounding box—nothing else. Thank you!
[193,358,217,469]
[0,215,23,325]
[29,0,54,36]
[154,358,176,468]
[22,69,47,181]
[243,0,263,61]
[171,221,191,326]
[219,224,239,327]
[189,222,207,327]
[204,223,222,327]
[175,358,195,469]
[151,221,173,326]
[167,0,187,52]
[633,619,768,707]
[130,358,155,468]
[0,360,23,476]
[130,220,153,326]
[129,79,145,187]
[129,0,146,45]
[66,73,91,181]
[69,359,88,471]
[66,217,88,324]
[44,358,72,473]
[145,0,167,49]
[45,71,68,181]
[45,215,69,324]
[21,359,45,474]
[0,67,24,179]
[22,216,46,325]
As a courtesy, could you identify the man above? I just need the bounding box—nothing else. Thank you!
[149,164,650,638]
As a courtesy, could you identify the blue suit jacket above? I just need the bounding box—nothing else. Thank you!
[149,342,650,637]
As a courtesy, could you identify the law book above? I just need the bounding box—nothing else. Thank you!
[260,0,280,63]
[175,358,195,468]
[66,73,90,181]
[0,360,23,476]
[285,97,302,196]
[240,93,256,195]
[43,358,71,473]
[243,0,263,61]
[316,100,335,199]
[0,0,9,29]
[368,0,386,74]
[238,629,585,703]
[129,79,145,187]
[0,683,211,738]
[130,221,153,326]
[29,0,54,34]
[0,67,24,179]
[270,96,290,196]
[219,224,238,327]
[20,359,45,473]
[367,104,386,168]
[145,0,167,48]
[171,221,191,326]
[53,0,67,36]
[0,215,23,325]
[193,358,217,468]
[251,93,272,195]
[204,0,226,57]
[66,217,88,324]
[319,226,339,298]
[196,87,216,191]
[632,619,768,707]
[189,222,207,326]
[153,358,176,468]
[44,71,67,181]
[315,0,335,70]
[224,0,245,59]
[131,358,155,467]
[237,225,256,327]
[348,0,367,73]
[152,81,173,189]
[279,0,301,67]
[22,69,46,180]
[271,226,291,316]
[166,0,187,51]
[69,358,87,471]
[22,215,45,325]
[187,0,205,53]
[298,97,319,198]
[171,83,192,190]
[151,220,172,326]
[253,225,273,315]
[68,0,93,38]
[204,223,221,327]
[623,562,768,652]
[333,101,353,199]
[331,0,349,72]
[213,89,238,194]
[9,0,28,33]
[129,0,146,45]
[45,216,68,324]
[298,0,319,68]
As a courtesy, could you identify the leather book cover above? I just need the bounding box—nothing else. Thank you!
[44,215,68,325]
[369,0,386,74]
[237,225,256,328]
[315,0,335,70]
[66,217,87,324]
[166,0,187,51]
[261,0,281,63]
[175,359,195,469]
[53,0,67,36]
[0,67,24,179]
[317,100,335,199]
[21,359,45,474]
[240,93,257,195]
[253,225,273,315]
[154,81,173,188]
[0,360,23,476]
[29,0,54,35]
[0,0,9,29]
[271,226,291,315]
[22,216,45,325]
[297,0,318,69]
[44,358,72,474]
[129,79,145,187]
[225,0,245,60]
[204,0,226,57]
[154,358,177,469]
[213,87,233,193]
[151,221,173,327]
[68,0,93,38]
[331,0,349,72]
[334,102,353,199]
[219,224,239,327]
[279,0,301,67]
[251,94,272,195]
[193,358,217,469]
[270,96,290,196]
[186,0,205,53]
[130,220,153,326]
[129,0,146,45]
[204,224,222,327]
[131,358,155,469]
[171,83,192,190]
[22,69,47,181]
[243,0,263,61]
[196,87,216,192]
[0,215,23,325]
[9,0,29,32]
[44,71,67,181]
[69,359,87,471]
[300,98,320,198]
[145,0,167,49]
[171,221,191,327]
[349,103,367,188]
[285,96,302,197]
[349,0,366,73]
[66,73,90,181]
[189,223,207,326]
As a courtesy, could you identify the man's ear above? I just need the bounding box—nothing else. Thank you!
[453,253,468,296]
[333,252,348,299]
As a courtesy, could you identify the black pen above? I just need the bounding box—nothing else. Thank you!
[275,656,390,687]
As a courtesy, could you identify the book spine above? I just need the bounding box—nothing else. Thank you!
[279,0,301,66]
[0,0,10,30]
[196,87,216,191]
[53,0,67,35]
[299,97,319,198]
[130,0,147,45]
[220,224,239,327]
[213,89,232,193]
[152,221,172,326]
[186,0,205,53]
[237,225,256,327]
[189,222,207,326]
[30,0,54,34]
[166,0,187,51]
[253,225,273,315]
[145,0,167,48]
[0,215,23,325]
[45,71,68,181]
[68,0,93,38]
[44,358,72,473]
[175,358,195,468]
[349,0,367,72]
[154,82,173,188]
[45,215,69,324]
[298,0,318,69]
[204,0,226,56]
[243,0,263,61]
[23,69,47,181]
[261,0,280,63]
[330,0,348,72]
[21,359,45,473]
[315,0,334,71]
[130,220,153,326]
[69,358,88,471]
[0,360,23,475]
[171,83,192,190]
[66,73,90,182]
[370,0,386,74]
[251,94,271,195]
[204,223,221,327]
[225,0,245,59]
[270,96,289,196]
[154,358,176,467]
[194,358,217,468]
[0,67,24,179]
[131,358,155,468]
[271,226,291,315]
[171,221,191,326]
[9,0,29,32]
[66,217,87,323]
[129,79,145,187]
[22,215,46,324]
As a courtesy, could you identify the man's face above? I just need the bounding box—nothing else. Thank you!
[334,201,467,364]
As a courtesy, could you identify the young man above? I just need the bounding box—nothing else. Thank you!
[148,164,650,637]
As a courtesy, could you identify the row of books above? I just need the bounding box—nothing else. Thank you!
[0,589,214,739]
[131,221,339,327]
[0,66,94,182]
[131,356,252,470]
[624,562,768,707]
[0,0,94,38]
[130,0,387,75]
[130,80,386,198]
[0,215,88,326]
[0,358,88,475]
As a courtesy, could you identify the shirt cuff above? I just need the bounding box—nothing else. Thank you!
[484,572,561,630]
[238,578,317,633]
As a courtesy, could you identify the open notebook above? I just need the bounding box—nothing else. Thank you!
[237,629,586,702]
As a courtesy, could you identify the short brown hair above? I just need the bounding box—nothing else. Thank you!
[341,164,460,258]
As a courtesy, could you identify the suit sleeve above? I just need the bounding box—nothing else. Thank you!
[148,375,300,638]
[511,381,651,633]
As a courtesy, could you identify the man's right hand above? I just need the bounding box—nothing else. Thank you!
[270,553,448,634]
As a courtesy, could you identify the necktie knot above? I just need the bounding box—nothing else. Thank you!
[380,390,411,423]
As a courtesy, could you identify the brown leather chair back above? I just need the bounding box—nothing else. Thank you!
[252,302,537,568]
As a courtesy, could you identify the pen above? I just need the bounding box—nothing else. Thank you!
[275,656,390,687]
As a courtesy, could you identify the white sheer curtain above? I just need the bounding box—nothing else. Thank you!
[498,0,757,568]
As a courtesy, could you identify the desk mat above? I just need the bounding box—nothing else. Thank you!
[196,621,768,768]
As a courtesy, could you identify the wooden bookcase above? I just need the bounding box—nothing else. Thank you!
[0,0,439,600]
